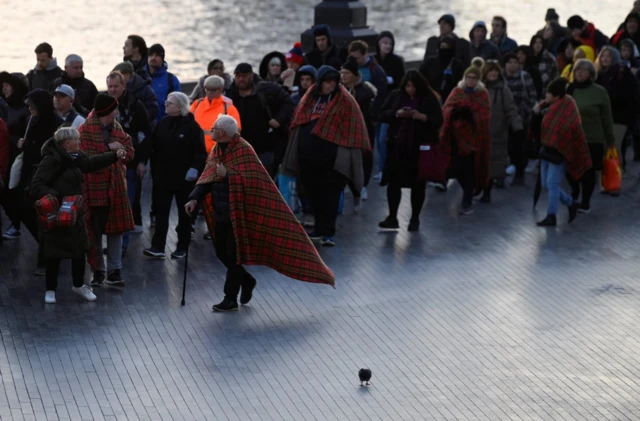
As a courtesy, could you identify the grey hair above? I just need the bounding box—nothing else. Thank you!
[573,59,597,82]
[65,54,83,66]
[213,115,239,137]
[203,75,225,89]
[269,56,281,66]
[167,91,190,116]
[54,127,80,145]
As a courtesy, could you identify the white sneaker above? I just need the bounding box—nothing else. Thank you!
[72,285,97,302]
[44,290,56,304]
[361,187,368,201]
[506,165,516,176]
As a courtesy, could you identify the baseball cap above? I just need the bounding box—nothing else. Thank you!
[234,63,253,74]
[54,84,75,100]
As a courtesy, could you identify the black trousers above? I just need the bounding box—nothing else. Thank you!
[214,221,254,301]
[568,168,597,208]
[46,258,86,291]
[1,187,21,229]
[299,167,346,237]
[151,185,192,251]
[453,152,475,207]
[20,190,43,265]
[386,180,427,221]
[508,123,529,178]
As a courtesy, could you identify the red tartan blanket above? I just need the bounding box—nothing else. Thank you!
[35,194,59,232]
[56,195,83,228]
[290,85,371,151]
[541,95,592,179]
[198,137,335,287]
[79,112,135,269]
[440,85,492,189]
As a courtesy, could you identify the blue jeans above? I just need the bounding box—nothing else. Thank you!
[122,168,140,248]
[541,160,573,215]
[375,123,389,173]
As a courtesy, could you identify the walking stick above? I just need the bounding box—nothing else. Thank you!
[181,246,189,306]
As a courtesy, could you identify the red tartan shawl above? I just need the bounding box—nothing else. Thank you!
[290,85,371,151]
[79,112,135,269]
[198,137,335,287]
[541,95,592,179]
[440,85,492,189]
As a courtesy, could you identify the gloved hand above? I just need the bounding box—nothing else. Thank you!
[185,168,198,182]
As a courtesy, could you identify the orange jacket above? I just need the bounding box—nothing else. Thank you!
[190,96,242,153]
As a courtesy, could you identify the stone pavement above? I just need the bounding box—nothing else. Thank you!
[2,164,640,421]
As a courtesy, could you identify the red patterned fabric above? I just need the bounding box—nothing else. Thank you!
[56,195,83,228]
[35,194,59,232]
[541,95,592,179]
[440,84,492,189]
[79,111,135,269]
[290,85,371,151]
[198,137,335,287]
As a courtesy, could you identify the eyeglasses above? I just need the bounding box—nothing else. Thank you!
[165,101,178,106]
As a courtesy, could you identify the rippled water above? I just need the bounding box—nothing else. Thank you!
[2,0,627,88]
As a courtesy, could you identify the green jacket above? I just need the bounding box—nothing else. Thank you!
[571,83,616,147]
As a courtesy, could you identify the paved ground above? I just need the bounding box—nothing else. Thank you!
[2,162,640,421]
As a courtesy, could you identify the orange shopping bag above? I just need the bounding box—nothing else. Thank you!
[601,146,622,193]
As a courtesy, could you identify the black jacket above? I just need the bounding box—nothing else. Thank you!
[424,34,472,66]
[375,31,406,97]
[51,72,98,116]
[126,74,158,122]
[151,113,207,190]
[419,57,465,101]
[225,79,295,155]
[304,30,347,71]
[27,59,63,92]
[346,81,376,138]
[30,138,118,260]
[115,91,153,169]
[597,64,638,127]
[0,72,30,148]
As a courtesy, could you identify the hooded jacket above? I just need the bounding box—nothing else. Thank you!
[291,65,317,105]
[304,25,347,70]
[574,21,609,53]
[27,58,63,91]
[596,48,638,127]
[126,74,159,122]
[420,36,465,101]
[147,62,181,123]
[424,33,472,66]
[0,72,30,147]
[374,31,406,94]
[259,51,287,83]
[611,13,640,48]
[469,22,501,61]
[51,72,98,116]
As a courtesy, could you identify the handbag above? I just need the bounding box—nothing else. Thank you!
[601,146,622,193]
[8,152,23,189]
[417,142,447,182]
[538,146,564,165]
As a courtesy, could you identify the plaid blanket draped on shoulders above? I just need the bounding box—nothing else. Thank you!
[79,111,135,269]
[440,85,492,189]
[198,137,335,287]
[290,84,371,151]
[541,95,592,179]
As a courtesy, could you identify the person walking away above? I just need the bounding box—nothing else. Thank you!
[79,94,135,287]
[567,59,616,212]
[185,115,335,312]
[146,44,181,124]
[533,78,589,226]
[143,92,206,259]
[30,127,128,303]
[51,54,98,116]
[26,43,62,91]
[440,67,492,215]
[53,85,85,129]
[377,71,443,231]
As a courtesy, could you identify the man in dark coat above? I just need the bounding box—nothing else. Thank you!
[113,62,158,122]
[424,14,472,66]
[27,43,63,91]
[51,54,98,116]
[304,25,347,70]
[469,21,502,61]
[420,36,465,101]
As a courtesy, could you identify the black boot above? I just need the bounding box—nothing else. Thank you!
[240,274,257,305]
[378,216,399,229]
[212,298,238,312]
[568,201,580,223]
[536,215,557,227]
[408,219,420,232]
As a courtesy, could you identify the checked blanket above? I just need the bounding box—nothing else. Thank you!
[198,137,335,287]
[79,112,135,269]
[440,84,492,189]
[291,84,371,151]
[541,95,592,180]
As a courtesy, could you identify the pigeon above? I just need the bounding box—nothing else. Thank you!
[358,368,372,386]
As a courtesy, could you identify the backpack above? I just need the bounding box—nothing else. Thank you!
[167,72,176,93]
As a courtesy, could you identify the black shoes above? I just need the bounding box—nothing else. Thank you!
[212,298,238,312]
[537,215,557,226]
[91,271,105,287]
[143,247,166,258]
[105,269,125,287]
[379,216,399,229]
[479,190,491,203]
[408,220,420,232]
[240,275,257,305]
[171,249,187,259]
[568,202,580,223]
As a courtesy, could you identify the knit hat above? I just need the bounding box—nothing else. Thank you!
[286,42,305,66]
[94,94,118,117]
[464,66,482,80]
[341,56,360,76]
[438,14,456,30]
[546,77,567,97]
[545,8,559,21]
[567,15,585,30]
[471,56,485,69]
[148,44,165,61]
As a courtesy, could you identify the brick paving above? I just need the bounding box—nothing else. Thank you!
[2,165,640,421]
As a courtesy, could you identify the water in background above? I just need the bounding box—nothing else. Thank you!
[1,0,627,88]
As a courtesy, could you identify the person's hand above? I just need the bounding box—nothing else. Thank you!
[268,119,280,129]
[16,138,25,149]
[108,142,123,151]
[533,100,545,115]
[185,200,197,216]
[396,109,410,118]
[137,162,146,179]
[116,149,127,160]
[411,110,427,121]
[216,163,227,177]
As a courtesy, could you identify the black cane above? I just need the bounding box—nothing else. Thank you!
[181,246,189,306]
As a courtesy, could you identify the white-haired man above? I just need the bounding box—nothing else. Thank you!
[52,54,98,115]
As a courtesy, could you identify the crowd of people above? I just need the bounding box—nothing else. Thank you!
[0,6,638,307]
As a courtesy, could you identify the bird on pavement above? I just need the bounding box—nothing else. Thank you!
[358,368,372,386]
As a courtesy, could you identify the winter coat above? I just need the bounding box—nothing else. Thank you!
[490,35,518,54]
[533,50,560,89]
[359,57,388,118]
[503,70,538,124]
[151,113,207,191]
[569,82,616,147]
[51,72,98,116]
[126,74,158,122]
[259,51,287,83]
[424,33,472,66]
[374,31,406,94]
[30,138,118,260]
[0,119,8,185]
[596,64,638,128]
[469,40,501,61]
[189,73,232,103]
[419,56,465,102]
[304,26,347,70]
[0,72,30,148]
[575,22,609,53]
[486,80,523,178]
[147,63,181,123]
[190,96,241,153]
[27,59,63,91]
[345,79,377,141]
[115,91,152,169]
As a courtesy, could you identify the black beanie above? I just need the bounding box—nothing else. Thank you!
[567,15,585,30]
[94,94,118,117]
[341,56,360,76]
[547,77,567,98]
[149,44,165,61]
